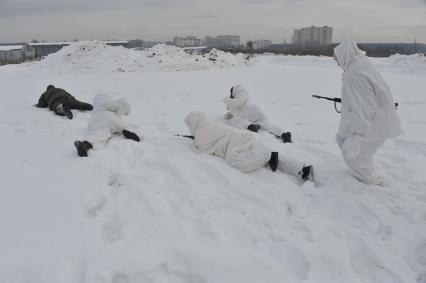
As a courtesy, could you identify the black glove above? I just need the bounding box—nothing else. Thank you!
[247,124,261,133]
[281,132,292,143]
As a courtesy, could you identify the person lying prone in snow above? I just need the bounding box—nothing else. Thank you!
[223,84,292,143]
[35,85,93,119]
[184,111,316,183]
[74,94,141,157]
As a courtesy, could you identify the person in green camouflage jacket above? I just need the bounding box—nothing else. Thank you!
[35,85,93,119]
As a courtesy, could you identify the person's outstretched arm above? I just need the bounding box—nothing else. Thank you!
[35,92,48,108]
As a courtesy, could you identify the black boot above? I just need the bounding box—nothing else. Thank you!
[57,103,73,119]
[122,130,140,142]
[300,165,312,182]
[269,152,278,172]
[247,124,261,133]
[74,140,93,157]
[78,103,93,111]
[281,132,292,143]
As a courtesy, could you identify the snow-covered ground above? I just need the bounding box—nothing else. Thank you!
[0,42,425,283]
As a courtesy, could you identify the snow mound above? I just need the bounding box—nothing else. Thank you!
[388,53,426,65]
[375,53,426,75]
[26,41,248,74]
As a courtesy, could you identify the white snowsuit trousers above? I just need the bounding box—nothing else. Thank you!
[339,136,384,185]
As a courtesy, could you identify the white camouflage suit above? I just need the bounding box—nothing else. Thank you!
[184,111,305,177]
[87,94,132,149]
[223,85,286,137]
[334,39,403,184]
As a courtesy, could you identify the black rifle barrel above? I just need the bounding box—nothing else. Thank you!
[175,134,195,139]
[312,95,342,103]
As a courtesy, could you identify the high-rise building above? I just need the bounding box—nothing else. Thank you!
[205,35,240,48]
[173,36,203,47]
[216,35,240,47]
[292,26,333,45]
[252,40,272,50]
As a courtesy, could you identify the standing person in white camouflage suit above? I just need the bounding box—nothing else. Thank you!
[333,39,402,184]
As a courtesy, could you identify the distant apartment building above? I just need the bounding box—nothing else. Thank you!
[0,43,35,65]
[292,26,333,45]
[205,35,240,48]
[216,35,240,47]
[173,36,203,47]
[253,40,272,50]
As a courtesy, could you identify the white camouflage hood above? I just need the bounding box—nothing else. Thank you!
[223,85,250,111]
[184,111,207,135]
[334,39,366,71]
[93,94,131,116]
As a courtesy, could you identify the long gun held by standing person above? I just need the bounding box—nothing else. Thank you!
[312,95,398,113]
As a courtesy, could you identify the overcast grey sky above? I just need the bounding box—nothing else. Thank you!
[1,0,425,43]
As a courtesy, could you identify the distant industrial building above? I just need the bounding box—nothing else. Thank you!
[292,26,333,46]
[127,39,162,49]
[0,43,35,65]
[173,36,203,47]
[29,41,128,58]
[252,40,272,50]
[0,41,128,65]
[204,35,240,48]
[29,42,71,58]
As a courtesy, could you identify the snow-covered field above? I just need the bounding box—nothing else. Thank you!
[0,42,425,283]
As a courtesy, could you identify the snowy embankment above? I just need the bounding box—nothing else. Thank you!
[16,41,247,74]
[0,42,425,283]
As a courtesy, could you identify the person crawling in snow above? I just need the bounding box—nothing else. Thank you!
[35,85,93,119]
[184,111,316,183]
[74,94,141,157]
[223,84,292,143]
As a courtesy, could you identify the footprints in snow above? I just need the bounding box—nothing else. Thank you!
[404,238,426,283]
[83,173,131,244]
[110,263,207,283]
[256,239,311,280]
[84,196,107,219]
[349,236,403,283]
[102,214,124,243]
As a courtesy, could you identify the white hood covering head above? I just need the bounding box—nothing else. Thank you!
[113,98,131,116]
[334,39,366,71]
[222,85,285,136]
[223,85,250,111]
[93,94,131,116]
[184,111,207,135]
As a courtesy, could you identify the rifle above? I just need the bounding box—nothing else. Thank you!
[312,95,399,113]
[175,134,194,139]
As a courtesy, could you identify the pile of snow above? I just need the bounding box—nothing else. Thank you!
[25,41,247,74]
[387,53,426,65]
[371,55,425,76]
[380,53,426,75]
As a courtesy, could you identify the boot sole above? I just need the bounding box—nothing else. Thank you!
[74,141,88,157]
